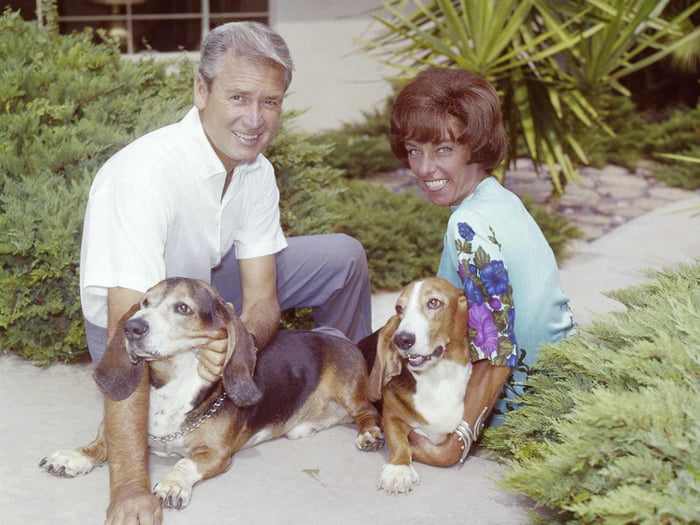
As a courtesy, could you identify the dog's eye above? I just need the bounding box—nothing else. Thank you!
[141,298,149,308]
[395,304,404,315]
[175,302,192,315]
[427,298,442,309]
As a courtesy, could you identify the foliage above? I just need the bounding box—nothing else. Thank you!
[366,0,700,195]
[332,181,451,290]
[267,108,348,236]
[484,261,700,524]
[580,97,700,190]
[312,105,398,179]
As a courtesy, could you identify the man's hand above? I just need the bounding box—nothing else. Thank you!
[409,431,462,467]
[197,338,228,382]
[105,484,162,525]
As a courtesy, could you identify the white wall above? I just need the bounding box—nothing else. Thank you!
[270,0,395,133]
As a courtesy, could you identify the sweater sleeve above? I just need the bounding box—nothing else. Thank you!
[442,218,518,367]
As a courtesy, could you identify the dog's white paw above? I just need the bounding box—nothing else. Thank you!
[377,463,420,495]
[39,450,96,477]
[355,427,385,451]
[153,458,200,510]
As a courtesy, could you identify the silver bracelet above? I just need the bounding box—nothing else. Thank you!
[454,406,489,465]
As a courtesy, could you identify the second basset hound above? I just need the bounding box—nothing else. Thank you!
[40,277,384,511]
[369,277,472,494]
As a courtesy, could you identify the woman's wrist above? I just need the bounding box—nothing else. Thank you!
[454,406,489,464]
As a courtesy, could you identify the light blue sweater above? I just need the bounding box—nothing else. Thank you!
[437,177,575,417]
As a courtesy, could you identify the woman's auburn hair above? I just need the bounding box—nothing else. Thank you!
[390,68,508,172]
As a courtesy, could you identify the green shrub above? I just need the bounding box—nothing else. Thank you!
[484,261,700,524]
[332,181,451,290]
[312,105,398,180]
[579,96,700,190]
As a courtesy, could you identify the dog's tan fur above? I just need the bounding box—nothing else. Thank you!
[369,277,471,494]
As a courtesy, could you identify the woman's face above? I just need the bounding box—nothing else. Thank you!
[404,138,487,207]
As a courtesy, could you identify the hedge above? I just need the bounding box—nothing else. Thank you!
[485,261,700,524]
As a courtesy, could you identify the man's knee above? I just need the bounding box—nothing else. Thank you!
[328,233,368,274]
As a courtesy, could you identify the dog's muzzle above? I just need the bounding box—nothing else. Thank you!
[405,345,444,368]
[124,317,160,363]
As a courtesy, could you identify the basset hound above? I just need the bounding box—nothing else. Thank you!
[369,277,472,494]
[40,277,384,510]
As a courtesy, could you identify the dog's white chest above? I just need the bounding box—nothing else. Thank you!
[148,353,207,456]
[412,361,471,443]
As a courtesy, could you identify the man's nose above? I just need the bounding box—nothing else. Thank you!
[244,103,264,128]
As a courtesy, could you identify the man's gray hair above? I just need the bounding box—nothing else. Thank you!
[198,21,294,90]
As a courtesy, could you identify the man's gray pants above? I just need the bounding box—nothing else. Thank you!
[84,233,372,363]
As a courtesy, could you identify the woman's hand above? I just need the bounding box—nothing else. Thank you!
[409,431,462,467]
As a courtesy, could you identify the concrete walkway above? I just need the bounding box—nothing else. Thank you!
[2,196,699,525]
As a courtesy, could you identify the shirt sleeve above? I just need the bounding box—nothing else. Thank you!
[81,163,169,300]
[441,217,518,367]
[232,159,287,259]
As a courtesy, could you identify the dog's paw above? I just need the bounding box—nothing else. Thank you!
[377,463,420,495]
[355,426,385,451]
[153,458,200,510]
[39,450,96,477]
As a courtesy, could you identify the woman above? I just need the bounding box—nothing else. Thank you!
[384,68,575,466]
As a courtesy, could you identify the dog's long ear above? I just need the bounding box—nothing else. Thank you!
[93,304,145,401]
[219,301,263,407]
[368,314,402,402]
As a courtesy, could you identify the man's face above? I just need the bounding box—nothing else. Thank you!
[195,52,286,173]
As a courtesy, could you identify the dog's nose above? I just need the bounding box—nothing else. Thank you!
[124,318,149,340]
[393,331,415,351]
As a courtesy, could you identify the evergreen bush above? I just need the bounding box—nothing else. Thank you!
[332,181,451,290]
[312,105,398,180]
[484,261,700,524]
[579,96,700,190]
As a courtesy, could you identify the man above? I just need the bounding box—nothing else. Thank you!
[80,22,371,524]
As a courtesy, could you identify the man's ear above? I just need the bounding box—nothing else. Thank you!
[93,304,144,401]
[193,72,209,111]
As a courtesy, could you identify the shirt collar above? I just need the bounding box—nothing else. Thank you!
[181,107,262,180]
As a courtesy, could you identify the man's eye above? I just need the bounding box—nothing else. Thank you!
[175,303,192,315]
